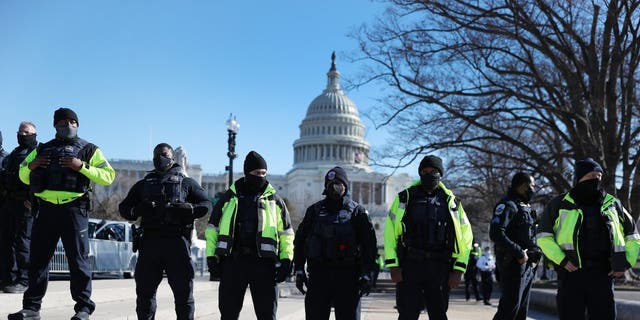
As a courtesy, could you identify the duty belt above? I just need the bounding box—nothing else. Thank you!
[582,259,610,270]
[5,191,29,201]
[232,246,257,257]
[143,226,186,238]
[39,197,88,209]
[405,247,451,262]
[308,260,359,272]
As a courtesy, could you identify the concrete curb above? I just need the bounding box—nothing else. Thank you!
[530,289,640,320]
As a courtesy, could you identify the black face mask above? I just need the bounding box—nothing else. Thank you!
[420,172,441,190]
[55,124,78,140]
[17,134,37,147]
[153,156,173,172]
[325,183,346,200]
[524,187,536,202]
[573,179,602,204]
[245,174,267,193]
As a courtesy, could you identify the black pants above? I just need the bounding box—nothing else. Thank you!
[397,259,450,320]
[464,270,480,301]
[0,199,33,285]
[480,271,493,303]
[23,203,94,313]
[305,266,360,320]
[372,268,380,288]
[493,261,535,320]
[557,267,615,320]
[135,236,194,320]
[219,253,277,320]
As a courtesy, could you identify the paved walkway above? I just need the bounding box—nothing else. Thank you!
[0,276,557,319]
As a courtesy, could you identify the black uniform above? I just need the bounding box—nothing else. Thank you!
[0,142,37,289]
[540,189,621,320]
[464,247,480,301]
[119,164,212,320]
[209,178,291,320]
[397,186,456,320]
[0,138,9,287]
[489,191,539,320]
[21,137,110,318]
[293,196,377,320]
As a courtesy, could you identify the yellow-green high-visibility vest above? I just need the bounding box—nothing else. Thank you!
[383,180,473,272]
[537,193,640,268]
[205,183,294,260]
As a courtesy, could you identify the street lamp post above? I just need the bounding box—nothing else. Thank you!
[225,114,240,188]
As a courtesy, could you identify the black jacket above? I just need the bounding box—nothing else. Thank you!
[118,164,212,222]
[489,191,538,261]
[293,196,378,274]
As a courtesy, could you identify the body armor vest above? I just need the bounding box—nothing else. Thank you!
[509,203,536,248]
[3,145,36,199]
[403,189,454,252]
[305,199,360,264]
[141,167,187,230]
[30,138,92,193]
[494,198,537,260]
[579,204,611,262]
[234,192,260,250]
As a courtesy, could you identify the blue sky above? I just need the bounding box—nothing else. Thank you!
[0,0,418,176]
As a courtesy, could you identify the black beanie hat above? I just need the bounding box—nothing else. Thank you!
[574,158,603,182]
[244,151,267,175]
[325,166,349,190]
[419,155,444,176]
[54,107,79,126]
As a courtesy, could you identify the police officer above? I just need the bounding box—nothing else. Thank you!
[372,254,384,288]
[537,158,640,320]
[384,155,473,320]
[0,122,38,294]
[476,247,495,306]
[464,243,481,302]
[118,143,212,320]
[0,130,8,163]
[9,108,115,320]
[490,172,541,319]
[0,129,11,289]
[293,167,377,320]
[205,151,294,320]
[0,130,8,198]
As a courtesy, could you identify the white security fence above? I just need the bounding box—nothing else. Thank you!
[50,239,208,277]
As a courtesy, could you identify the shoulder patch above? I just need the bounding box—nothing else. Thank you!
[494,204,506,215]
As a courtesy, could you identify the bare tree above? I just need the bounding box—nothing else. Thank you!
[91,174,138,221]
[353,0,640,218]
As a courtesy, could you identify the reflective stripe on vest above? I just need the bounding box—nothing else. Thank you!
[552,193,627,267]
[392,184,464,255]
[215,184,281,258]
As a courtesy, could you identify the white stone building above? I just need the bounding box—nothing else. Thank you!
[93,54,413,244]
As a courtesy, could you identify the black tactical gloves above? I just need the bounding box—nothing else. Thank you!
[207,256,222,280]
[528,247,543,264]
[133,200,155,217]
[275,259,292,283]
[358,273,373,297]
[167,202,194,216]
[295,270,308,295]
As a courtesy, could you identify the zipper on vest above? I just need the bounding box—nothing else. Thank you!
[575,210,583,268]
[229,199,239,255]
[255,196,265,258]
[450,206,459,254]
